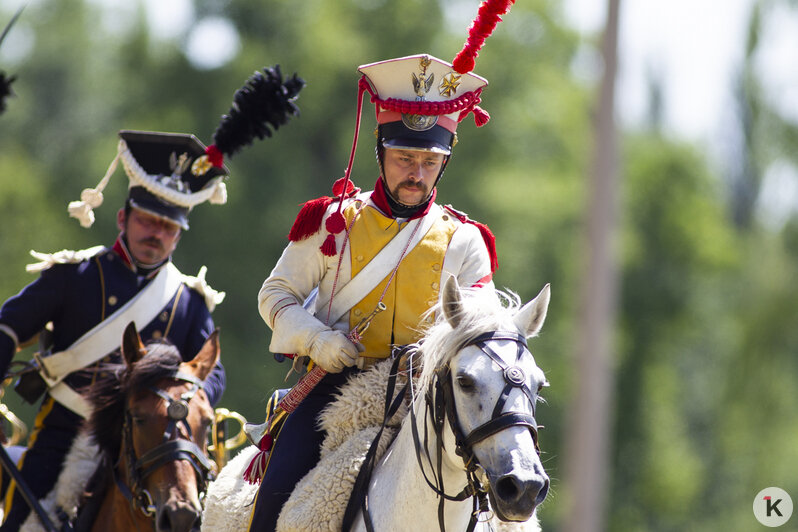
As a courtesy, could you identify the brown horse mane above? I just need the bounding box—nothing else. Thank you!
[85,341,184,460]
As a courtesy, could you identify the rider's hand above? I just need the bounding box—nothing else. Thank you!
[307,329,359,373]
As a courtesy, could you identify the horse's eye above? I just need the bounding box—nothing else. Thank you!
[456,374,476,391]
[537,381,549,394]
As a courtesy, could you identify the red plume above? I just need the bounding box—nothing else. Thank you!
[452,0,516,74]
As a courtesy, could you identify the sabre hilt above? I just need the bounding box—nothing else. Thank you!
[349,302,387,343]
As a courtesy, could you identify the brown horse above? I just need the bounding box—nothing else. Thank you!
[76,322,219,532]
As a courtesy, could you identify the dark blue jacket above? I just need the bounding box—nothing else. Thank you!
[0,241,225,405]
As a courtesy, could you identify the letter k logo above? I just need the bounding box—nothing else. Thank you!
[754,487,792,526]
[765,496,783,517]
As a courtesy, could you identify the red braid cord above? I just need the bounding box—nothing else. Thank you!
[318,80,369,256]
[361,76,489,126]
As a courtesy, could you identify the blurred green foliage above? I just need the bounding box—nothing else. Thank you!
[1,1,796,530]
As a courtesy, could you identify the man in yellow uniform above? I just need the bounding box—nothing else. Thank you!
[248,52,500,531]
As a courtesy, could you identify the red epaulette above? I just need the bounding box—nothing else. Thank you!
[287,196,334,242]
[287,178,360,242]
[444,205,498,273]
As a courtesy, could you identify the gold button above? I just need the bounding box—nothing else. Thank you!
[151,330,163,340]
[354,309,362,316]
[160,311,169,322]
[108,295,118,306]
[442,215,449,221]
[432,264,441,272]
[355,200,362,208]
[431,282,439,290]
[356,255,364,262]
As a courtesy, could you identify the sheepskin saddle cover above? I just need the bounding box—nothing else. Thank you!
[276,359,409,532]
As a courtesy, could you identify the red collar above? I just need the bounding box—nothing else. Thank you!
[370,177,436,220]
[112,236,134,269]
[111,235,167,278]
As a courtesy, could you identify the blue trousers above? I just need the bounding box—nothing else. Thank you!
[248,367,359,531]
[1,397,81,531]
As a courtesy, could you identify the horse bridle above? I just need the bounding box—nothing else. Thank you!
[118,370,214,517]
[344,331,542,532]
[423,330,541,532]
[437,331,541,464]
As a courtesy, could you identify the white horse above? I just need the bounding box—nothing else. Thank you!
[202,277,551,532]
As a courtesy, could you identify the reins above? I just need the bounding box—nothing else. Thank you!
[342,349,412,532]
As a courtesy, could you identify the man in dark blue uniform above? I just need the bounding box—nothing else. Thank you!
[0,130,229,530]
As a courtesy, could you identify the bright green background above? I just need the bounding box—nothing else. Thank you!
[2,1,797,530]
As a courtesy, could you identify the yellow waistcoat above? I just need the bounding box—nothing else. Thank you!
[345,202,457,359]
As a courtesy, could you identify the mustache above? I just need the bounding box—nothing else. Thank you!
[398,180,427,190]
[138,237,164,250]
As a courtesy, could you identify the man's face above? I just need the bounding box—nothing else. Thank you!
[382,148,445,206]
[117,207,181,266]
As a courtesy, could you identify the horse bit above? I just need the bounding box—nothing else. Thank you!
[119,370,213,517]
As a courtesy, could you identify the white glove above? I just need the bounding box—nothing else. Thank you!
[307,329,360,373]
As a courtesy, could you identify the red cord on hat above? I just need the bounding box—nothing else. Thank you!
[452,0,516,74]
[362,75,489,127]
[318,80,369,256]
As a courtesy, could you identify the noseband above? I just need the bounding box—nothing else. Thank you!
[118,370,213,517]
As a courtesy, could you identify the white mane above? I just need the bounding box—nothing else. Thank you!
[416,287,525,391]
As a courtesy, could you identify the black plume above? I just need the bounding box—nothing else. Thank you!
[212,65,306,157]
[0,72,14,115]
[0,5,24,116]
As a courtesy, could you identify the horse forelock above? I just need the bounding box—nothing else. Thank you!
[416,287,523,391]
[86,341,184,458]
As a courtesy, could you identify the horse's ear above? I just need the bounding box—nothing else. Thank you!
[442,275,462,329]
[121,321,147,366]
[186,329,221,381]
[514,284,551,338]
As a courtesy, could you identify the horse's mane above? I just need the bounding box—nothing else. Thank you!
[85,342,184,459]
[416,287,524,391]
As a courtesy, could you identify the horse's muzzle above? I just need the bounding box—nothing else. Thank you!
[156,499,202,532]
[489,471,549,522]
